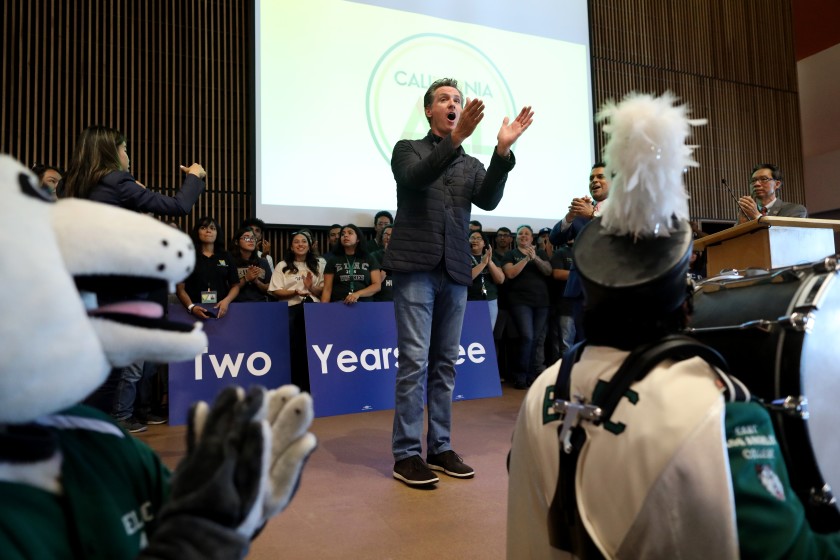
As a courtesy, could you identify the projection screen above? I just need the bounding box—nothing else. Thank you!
[253,0,594,231]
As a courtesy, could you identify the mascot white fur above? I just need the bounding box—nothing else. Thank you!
[0,155,317,559]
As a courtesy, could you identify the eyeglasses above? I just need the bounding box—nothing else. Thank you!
[240,236,256,242]
[751,176,775,185]
[496,233,511,238]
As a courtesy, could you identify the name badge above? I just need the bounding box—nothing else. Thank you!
[201,290,218,304]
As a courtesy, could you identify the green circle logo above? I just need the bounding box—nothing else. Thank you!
[366,33,516,164]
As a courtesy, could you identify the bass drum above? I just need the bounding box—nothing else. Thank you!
[688,257,840,532]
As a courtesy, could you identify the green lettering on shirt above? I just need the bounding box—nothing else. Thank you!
[593,380,639,435]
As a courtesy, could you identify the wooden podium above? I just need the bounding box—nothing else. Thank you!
[693,217,840,275]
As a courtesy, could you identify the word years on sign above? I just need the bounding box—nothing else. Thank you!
[311,343,486,374]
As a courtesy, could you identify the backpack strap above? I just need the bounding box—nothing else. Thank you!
[554,340,586,402]
[548,335,748,557]
[593,334,748,426]
[548,340,604,557]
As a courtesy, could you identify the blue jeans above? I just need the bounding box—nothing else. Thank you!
[560,315,575,354]
[487,298,499,331]
[533,314,548,375]
[508,304,549,386]
[548,306,576,364]
[392,268,467,461]
[113,361,144,420]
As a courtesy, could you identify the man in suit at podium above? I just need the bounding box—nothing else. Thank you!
[737,163,808,222]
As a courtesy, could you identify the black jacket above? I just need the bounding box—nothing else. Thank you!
[383,131,515,286]
[90,171,205,216]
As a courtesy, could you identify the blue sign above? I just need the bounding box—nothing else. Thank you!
[305,301,500,417]
[168,302,291,425]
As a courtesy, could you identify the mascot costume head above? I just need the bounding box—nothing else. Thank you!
[0,155,316,559]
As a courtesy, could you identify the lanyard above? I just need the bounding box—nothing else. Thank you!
[471,254,487,296]
[345,256,356,293]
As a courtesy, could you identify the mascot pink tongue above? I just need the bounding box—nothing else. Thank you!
[0,154,316,559]
[89,301,164,319]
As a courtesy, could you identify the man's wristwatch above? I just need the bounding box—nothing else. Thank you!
[187,303,196,313]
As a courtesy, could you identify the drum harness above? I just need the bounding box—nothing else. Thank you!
[546,334,749,558]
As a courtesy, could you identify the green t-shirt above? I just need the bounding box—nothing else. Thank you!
[324,253,380,302]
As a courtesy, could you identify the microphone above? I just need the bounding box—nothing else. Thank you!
[722,179,750,220]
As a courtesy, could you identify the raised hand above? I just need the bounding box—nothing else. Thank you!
[245,266,261,282]
[180,163,207,179]
[497,106,534,156]
[738,195,760,220]
[451,98,485,146]
[525,246,537,260]
[566,196,595,221]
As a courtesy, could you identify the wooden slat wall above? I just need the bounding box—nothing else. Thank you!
[1,0,251,235]
[1,0,803,253]
[591,0,804,223]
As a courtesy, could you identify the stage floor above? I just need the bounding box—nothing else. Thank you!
[138,384,526,559]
